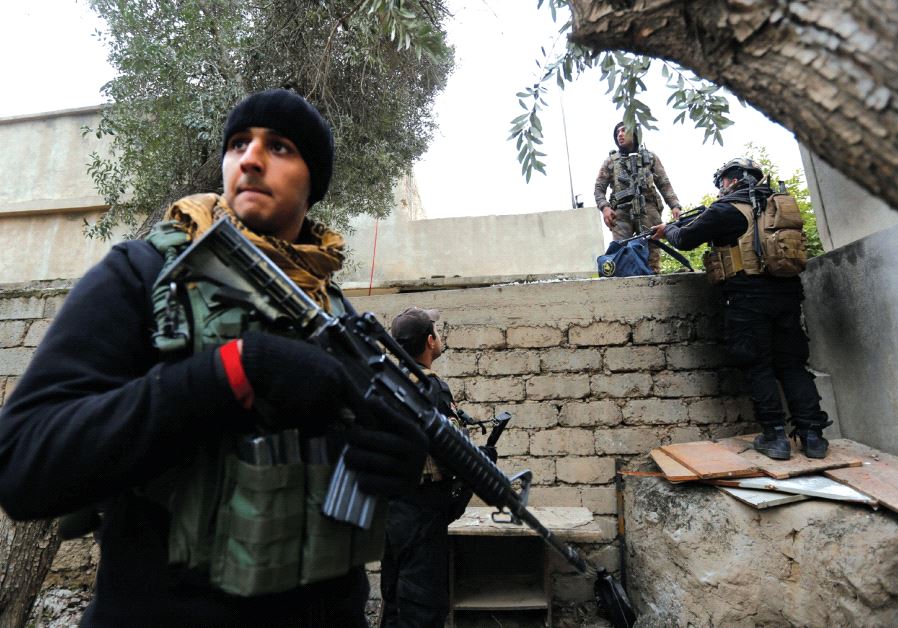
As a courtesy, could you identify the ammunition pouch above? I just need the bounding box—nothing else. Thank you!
[760,194,807,277]
[206,453,385,596]
[703,245,745,285]
[612,188,635,205]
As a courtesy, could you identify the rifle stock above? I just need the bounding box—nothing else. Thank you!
[158,218,636,628]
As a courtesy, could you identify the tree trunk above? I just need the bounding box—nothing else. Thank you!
[569,0,898,210]
[0,515,61,628]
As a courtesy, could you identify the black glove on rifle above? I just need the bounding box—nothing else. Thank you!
[343,395,428,497]
[240,331,427,495]
[240,331,349,433]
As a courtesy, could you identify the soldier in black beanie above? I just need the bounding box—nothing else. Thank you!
[222,88,334,208]
[0,88,429,627]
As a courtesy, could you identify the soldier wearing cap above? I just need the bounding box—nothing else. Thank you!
[594,121,683,273]
[651,157,830,460]
[380,307,462,627]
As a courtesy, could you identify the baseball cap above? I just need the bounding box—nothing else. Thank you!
[390,307,440,346]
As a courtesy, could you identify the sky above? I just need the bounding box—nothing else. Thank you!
[2,0,805,230]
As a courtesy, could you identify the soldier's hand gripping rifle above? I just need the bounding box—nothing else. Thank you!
[618,206,706,246]
[607,206,706,272]
[157,218,636,628]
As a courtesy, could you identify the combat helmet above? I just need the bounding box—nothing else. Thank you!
[713,157,763,189]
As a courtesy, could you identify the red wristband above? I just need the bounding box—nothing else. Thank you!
[219,340,255,410]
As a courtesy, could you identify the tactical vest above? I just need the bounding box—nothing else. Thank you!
[417,367,459,482]
[146,220,385,597]
[609,148,661,212]
[703,194,807,284]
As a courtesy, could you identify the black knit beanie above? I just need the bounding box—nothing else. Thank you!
[222,89,334,207]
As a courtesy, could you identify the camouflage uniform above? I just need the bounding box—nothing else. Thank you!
[594,149,681,272]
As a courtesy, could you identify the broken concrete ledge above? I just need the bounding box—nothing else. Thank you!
[624,477,898,627]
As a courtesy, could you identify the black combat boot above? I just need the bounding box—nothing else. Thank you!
[793,427,829,459]
[753,424,791,460]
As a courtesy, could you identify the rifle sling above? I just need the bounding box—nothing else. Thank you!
[647,239,694,271]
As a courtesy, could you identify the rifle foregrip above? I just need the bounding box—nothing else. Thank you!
[423,411,514,506]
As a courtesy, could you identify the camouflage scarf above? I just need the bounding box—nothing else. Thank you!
[163,193,345,310]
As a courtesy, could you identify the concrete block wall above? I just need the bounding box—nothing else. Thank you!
[2,273,759,622]
[0,280,71,405]
[353,273,758,613]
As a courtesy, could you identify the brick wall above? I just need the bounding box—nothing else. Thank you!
[1,273,756,621]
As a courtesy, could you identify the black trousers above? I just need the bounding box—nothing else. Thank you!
[723,290,827,429]
[380,482,453,628]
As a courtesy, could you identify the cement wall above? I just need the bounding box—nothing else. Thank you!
[803,223,898,455]
[340,207,605,287]
[0,107,603,288]
[0,107,129,284]
[800,145,898,252]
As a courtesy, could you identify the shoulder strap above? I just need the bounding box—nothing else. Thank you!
[146,221,193,353]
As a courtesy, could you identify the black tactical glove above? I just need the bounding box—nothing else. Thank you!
[240,331,348,432]
[343,395,428,497]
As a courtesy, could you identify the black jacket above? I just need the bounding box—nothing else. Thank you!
[0,240,365,626]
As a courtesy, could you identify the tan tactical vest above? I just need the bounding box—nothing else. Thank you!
[703,194,807,284]
[147,220,384,597]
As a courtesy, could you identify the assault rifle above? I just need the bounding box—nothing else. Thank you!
[448,410,513,520]
[617,205,706,246]
[157,218,636,628]
[613,152,651,231]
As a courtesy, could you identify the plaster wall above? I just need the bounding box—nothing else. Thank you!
[340,207,606,286]
[0,107,126,284]
[799,145,898,251]
[802,223,898,455]
[0,107,108,215]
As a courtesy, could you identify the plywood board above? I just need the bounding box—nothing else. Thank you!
[708,475,877,505]
[650,448,699,482]
[660,441,760,479]
[718,486,809,509]
[715,435,863,479]
[826,461,898,514]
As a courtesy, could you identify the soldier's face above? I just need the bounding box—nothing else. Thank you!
[222,127,311,242]
[617,127,633,149]
[718,175,739,195]
[431,328,443,359]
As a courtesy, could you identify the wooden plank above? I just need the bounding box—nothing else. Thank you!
[650,448,699,482]
[715,435,863,479]
[448,507,607,542]
[707,475,877,505]
[660,441,760,479]
[717,486,809,509]
[826,461,898,514]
